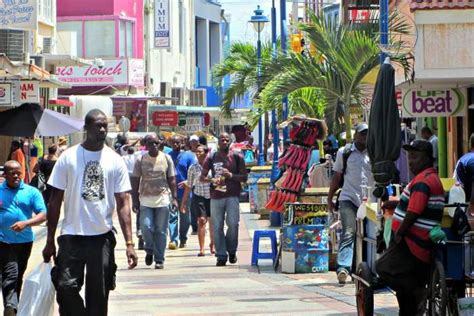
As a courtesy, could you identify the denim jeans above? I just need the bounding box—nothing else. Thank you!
[211,197,240,261]
[168,198,191,243]
[336,200,358,274]
[140,206,170,263]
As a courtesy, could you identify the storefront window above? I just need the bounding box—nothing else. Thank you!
[126,21,134,57]
[84,21,115,58]
[57,21,83,56]
[119,21,126,57]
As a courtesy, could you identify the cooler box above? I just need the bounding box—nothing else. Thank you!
[281,225,329,274]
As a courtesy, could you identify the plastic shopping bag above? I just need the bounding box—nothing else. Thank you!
[18,262,55,316]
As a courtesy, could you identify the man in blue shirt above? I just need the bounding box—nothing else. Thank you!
[0,160,46,315]
[168,136,197,249]
[455,133,474,208]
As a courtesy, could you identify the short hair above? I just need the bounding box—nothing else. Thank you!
[198,144,209,154]
[84,109,106,126]
[127,146,135,154]
[470,133,474,148]
[11,140,20,148]
[48,144,58,155]
[199,135,208,146]
[144,134,156,144]
[421,126,432,135]
[323,140,332,146]
[4,160,20,173]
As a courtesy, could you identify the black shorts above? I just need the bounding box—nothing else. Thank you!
[191,194,211,218]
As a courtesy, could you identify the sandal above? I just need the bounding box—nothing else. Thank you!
[197,252,205,257]
[209,243,215,254]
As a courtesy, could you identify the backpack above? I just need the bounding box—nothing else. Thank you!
[338,144,353,188]
[243,149,255,164]
[451,205,472,237]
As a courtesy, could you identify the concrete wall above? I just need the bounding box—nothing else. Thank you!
[414,10,474,81]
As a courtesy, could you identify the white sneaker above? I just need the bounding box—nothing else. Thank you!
[337,269,349,284]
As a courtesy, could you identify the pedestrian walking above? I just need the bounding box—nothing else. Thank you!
[32,143,58,204]
[0,160,47,316]
[131,134,177,269]
[200,133,248,266]
[189,135,201,234]
[168,135,197,249]
[42,109,138,316]
[421,126,438,168]
[327,123,373,284]
[8,141,26,181]
[181,145,214,256]
[376,140,444,315]
[454,133,474,219]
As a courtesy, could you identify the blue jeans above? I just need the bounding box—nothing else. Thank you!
[140,206,170,263]
[211,197,240,261]
[168,197,191,243]
[336,200,358,274]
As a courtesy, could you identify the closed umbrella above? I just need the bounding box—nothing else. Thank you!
[0,103,83,137]
[367,61,401,198]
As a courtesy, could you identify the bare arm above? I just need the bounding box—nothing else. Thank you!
[180,184,192,213]
[115,192,138,269]
[394,211,419,243]
[42,187,64,262]
[10,212,47,232]
[130,176,140,211]
[327,172,342,212]
[167,175,177,200]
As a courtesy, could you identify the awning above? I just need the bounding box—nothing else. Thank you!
[49,99,74,107]
[43,54,93,67]
[148,105,222,113]
[39,76,72,89]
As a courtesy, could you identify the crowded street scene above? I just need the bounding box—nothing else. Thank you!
[0,0,473,315]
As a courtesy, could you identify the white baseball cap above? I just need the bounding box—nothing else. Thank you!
[190,135,200,142]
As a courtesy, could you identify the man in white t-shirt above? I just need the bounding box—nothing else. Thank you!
[42,109,138,316]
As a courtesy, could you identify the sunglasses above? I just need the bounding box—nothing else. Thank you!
[146,141,160,145]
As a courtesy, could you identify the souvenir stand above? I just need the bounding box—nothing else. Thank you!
[265,116,329,273]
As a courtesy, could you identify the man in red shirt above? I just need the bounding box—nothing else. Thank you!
[200,133,248,266]
[376,139,444,315]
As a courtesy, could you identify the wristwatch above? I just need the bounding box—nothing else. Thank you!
[126,240,135,247]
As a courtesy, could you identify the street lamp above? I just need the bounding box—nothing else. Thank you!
[249,5,269,166]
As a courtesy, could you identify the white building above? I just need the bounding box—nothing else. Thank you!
[144,0,223,96]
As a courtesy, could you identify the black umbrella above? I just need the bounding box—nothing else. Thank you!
[367,62,401,198]
[0,103,83,137]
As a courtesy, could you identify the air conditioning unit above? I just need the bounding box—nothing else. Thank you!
[0,30,26,62]
[159,82,172,104]
[42,37,53,54]
[188,89,207,107]
[171,87,186,105]
[30,55,45,68]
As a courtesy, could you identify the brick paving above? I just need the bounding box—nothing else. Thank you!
[4,203,400,315]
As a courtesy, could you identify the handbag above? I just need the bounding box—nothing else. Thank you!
[31,159,47,192]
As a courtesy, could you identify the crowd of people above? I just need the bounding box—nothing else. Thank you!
[1,108,472,315]
[0,109,250,315]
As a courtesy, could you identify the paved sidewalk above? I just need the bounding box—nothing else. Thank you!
[6,203,399,315]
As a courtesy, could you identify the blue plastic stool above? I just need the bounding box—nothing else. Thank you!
[251,230,278,266]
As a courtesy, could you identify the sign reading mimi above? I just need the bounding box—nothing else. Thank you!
[402,88,466,118]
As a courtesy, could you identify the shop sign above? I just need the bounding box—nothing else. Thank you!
[152,111,178,126]
[283,203,328,226]
[0,83,12,106]
[178,112,186,126]
[154,0,170,48]
[402,88,466,118]
[17,80,39,103]
[56,59,144,87]
[184,113,202,133]
[0,0,38,31]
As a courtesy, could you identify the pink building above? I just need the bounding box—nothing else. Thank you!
[57,0,143,59]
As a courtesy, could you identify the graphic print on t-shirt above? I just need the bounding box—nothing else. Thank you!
[81,160,105,201]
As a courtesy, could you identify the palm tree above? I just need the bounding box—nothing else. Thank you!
[259,13,413,141]
[212,40,284,118]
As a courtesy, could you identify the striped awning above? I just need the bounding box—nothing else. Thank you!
[411,0,474,11]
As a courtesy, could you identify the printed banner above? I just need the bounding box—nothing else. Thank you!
[154,0,170,48]
[0,0,38,30]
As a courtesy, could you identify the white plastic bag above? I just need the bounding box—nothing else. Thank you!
[18,262,55,316]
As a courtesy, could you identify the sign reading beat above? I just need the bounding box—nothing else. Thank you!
[401,88,466,118]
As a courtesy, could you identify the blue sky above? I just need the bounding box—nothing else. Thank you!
[220,0,292,43]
